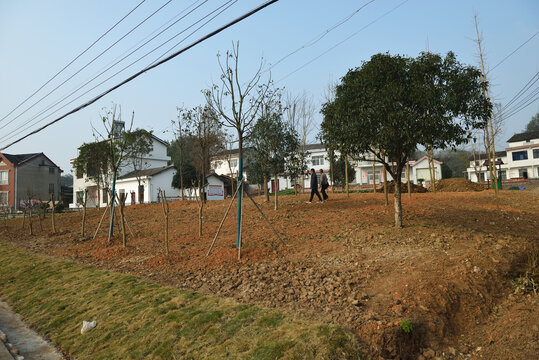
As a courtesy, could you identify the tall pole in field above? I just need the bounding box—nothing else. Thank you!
[236,157,243,248]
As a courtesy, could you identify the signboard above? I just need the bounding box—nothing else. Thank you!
[208,185,223,197]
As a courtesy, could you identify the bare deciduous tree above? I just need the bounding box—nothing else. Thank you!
[204,41,270,247]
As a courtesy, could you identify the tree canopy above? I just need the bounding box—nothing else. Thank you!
[525,112,539,132]
[322,52,491,227]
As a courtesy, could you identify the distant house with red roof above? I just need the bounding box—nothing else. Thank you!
[0,152,62,211]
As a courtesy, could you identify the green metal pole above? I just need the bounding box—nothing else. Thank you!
[108,174,116,238]
[236,157,243,248]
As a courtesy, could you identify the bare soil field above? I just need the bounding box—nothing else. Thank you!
[1,190,537,359]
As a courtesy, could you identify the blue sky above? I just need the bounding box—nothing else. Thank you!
[1,0,538,172]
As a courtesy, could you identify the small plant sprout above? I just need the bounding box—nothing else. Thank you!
[400,320,413,334]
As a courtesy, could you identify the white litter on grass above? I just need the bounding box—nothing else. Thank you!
[80,321,97,334]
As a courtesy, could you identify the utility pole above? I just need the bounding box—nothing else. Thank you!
[474,15,498,194]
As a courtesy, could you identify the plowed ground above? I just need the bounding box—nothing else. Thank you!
[1,191,537,359]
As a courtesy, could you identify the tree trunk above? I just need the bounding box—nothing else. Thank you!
[406,157,411,198]
[394,176,403,228]
[159,189,170,255]
[264,173,269,202]
[138,182,144,204]
[428,146,436,193]
[198,205,203,237]
[119,193,127,248]
[372,153,376,193]
[383,161,389,205]
[82,189,88,236]
[28,204,33,235]
[345,155,349,197]
[50,193,56,233]
[330,149,335,193]
[38,205,43,231]
[274,174,279,210]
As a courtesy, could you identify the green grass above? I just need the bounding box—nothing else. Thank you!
[0,241,361,360]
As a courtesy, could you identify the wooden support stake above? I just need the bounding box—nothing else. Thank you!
[159,189,170,255]
[207,179,243,256]
[93,204,110,240]
[245,191,286,247]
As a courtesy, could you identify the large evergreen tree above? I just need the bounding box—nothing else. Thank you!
[324,52,491,227]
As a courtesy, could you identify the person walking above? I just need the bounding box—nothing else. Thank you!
[307,168,323,203]
[319,169,329,201]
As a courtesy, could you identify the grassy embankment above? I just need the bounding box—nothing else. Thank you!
[0,241,361,360]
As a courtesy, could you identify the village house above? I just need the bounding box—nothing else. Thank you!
[71,134,179,207]
[0,152,62,212]
[466,130,539,183]
[210,143,443,193]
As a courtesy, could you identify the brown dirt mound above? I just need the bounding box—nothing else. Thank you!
[377,181,428,193]
[431,178,485,192]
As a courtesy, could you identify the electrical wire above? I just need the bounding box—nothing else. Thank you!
[0,0,280,151]
[4,0,213,138]
[0,0,237,144]
[276,0,409,83]
[0,0,146,124]
[267,0,376,71]
[0,0,173,132]
[488,31,539,74]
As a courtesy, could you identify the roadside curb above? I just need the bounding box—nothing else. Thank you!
[0,329,23,360]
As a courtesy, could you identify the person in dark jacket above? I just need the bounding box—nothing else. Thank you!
[319,169,329,201]
[307,168,323,203]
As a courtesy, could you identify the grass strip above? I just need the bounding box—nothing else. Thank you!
[0,241,361,360]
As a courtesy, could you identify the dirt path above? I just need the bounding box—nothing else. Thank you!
[0,301,63,360]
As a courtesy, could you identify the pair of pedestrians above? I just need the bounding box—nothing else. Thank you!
[306,168,329,203]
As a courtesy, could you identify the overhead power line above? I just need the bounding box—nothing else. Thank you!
[268,0,376,71]
[0,0,173,132]
[0,0,237,144]
[488,31,539,74]
[277,0,409,83]
[0,0,147,124]
[0,0,280,151]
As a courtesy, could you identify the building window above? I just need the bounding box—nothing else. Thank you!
[76,191,84,204]
[76,168,83,179]
[366,169,380,184]
[49,184,54,194]
[533,149,539,159]
[49,167,55,174]
[229,159,238,168]
[512,150,528,161]
[0,191,8,205]
[0,171,8,185]
[518,168,528,178]
[311,155,324,166]
[499,171,507,180]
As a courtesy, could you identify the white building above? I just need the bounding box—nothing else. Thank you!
[210,143,443,192]
[466,130,539,182]
[72,135,179,207]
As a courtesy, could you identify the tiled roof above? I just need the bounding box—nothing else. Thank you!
[119,165,175,179]
[1,153,40,165]
[507,130,539,143]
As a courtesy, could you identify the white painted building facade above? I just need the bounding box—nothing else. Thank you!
[466,130,539,182]
[72,135,179,207]
[211,144,443,192]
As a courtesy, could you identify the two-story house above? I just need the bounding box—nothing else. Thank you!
[210,143,443,192]
[72,134,179,207]
[466,130,539,182]
[0,152,62,211]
